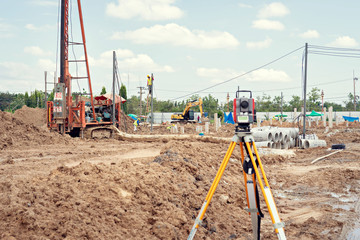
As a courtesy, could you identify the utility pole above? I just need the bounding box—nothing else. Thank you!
[45,71,47,107]
[321,90,324,112]
[353,70,358,111]
[280,92,283,120]
[137,86,146,116]
[112,51,116,125]
[303,42,308,138]
[150,73,154,132]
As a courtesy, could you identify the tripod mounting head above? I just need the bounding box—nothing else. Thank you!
[233,88,255,133]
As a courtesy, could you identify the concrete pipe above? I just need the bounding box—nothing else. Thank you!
[299,139,304,149]
[271,142,277,149]
[271,132,279,142]
[253,131,272,142]
[275,142,281,149]
[281,134,289,143]
[281,128,299,139]
[303,139,327,149]
[289,138,295,148]
[278,132,283,141]
[267,142,272,148]
[255,141,270,148]
[281,142,288,149]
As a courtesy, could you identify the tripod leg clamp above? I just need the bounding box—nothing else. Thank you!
[232,135,240,143]
[273,221,285,230]
[245,207,258,213]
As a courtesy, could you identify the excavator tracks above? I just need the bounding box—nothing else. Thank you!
[83,126,113,139]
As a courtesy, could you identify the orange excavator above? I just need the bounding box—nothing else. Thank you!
[171,98,204,123]
[47,0,122,138]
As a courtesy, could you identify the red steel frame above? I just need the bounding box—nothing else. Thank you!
[47,0,120,133]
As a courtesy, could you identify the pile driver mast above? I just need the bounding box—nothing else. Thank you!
[47,0,121,137]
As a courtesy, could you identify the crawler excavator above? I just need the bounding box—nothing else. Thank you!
[47,0,121,138]
[171,98,205,123]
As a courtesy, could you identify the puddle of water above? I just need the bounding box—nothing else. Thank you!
[330,192,358,203]
[347,228,360,240]
[330,204,352,211]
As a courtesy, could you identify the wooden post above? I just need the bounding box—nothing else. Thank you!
[205,122,210,133]
[329,106,333,128]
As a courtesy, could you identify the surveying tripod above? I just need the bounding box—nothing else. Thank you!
[187,124,286,240]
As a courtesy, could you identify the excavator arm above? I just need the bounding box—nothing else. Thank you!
[171,98,203,122]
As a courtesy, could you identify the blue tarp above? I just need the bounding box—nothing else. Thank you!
[128,114,138,120]
[224,112,235,124]
[343,116,359,122]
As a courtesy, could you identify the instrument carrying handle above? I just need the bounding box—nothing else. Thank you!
[235,89,252,98]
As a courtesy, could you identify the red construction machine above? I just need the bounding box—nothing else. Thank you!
[47,0,122,138]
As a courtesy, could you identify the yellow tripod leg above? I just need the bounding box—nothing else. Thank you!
[245,142,286,240]
[241,141,261,240]
[187,141,237,240]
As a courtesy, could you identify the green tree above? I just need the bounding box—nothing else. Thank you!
[344,92,355,110]
[24,92,30,107]
[324,102,343,111]
[0,92,13,111]
[202,94,218,119]
[120,84,127,113]
[307,87,321,111]
[255,94,272,112]
[100,86,107,95]
[126,95,140,114]
[9,94,25,112]
[272,95,282,112]
[288,95,302,111]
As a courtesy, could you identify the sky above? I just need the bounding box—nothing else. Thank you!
[1,0,360,105]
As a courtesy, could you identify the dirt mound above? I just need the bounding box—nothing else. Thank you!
[0,109,72,150]
[0,144,252,240]
[118,113,136,132]
[13,106,46,127]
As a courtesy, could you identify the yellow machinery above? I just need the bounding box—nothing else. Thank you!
[171,98,203,122]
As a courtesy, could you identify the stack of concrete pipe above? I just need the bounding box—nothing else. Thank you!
[298,134,326,149]
[252,127,300,149]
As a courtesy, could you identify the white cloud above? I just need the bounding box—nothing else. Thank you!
[245,69,291,82]
[0,62,37,80]
[31,0,58,6]
[257,2,289,18]
[25,23,54,31]
[299,30,319,39]
[24,46,52,56]
[25,24,37,30]
[106,0,183,21]
[112,23,240,49]
[0,61,45,92]
[0,21,14,39]
[196,67,241,83]
[38,59,56,70]
[196,67,290,83]
[246,37,272,49]
[238,3,252,8]
[120,54,174,72]
[252,19,284,31]
[329,36,358,47]
[89,48,174,73]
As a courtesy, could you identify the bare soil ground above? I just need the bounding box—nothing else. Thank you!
[0,107,359,239]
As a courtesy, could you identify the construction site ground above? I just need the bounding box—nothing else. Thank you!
[0,106,359,239]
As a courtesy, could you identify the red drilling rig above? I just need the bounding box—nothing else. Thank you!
[47,0,122,138]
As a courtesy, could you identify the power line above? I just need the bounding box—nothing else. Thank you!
[169,45,304,101]
[308,44,360,59]
[152,77,352,96]
[309,51,360,59]
[309,45,360,52]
